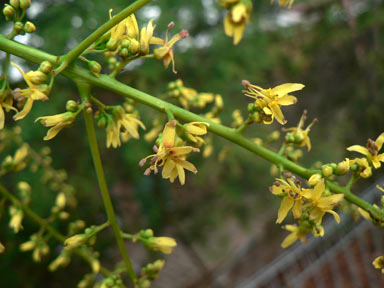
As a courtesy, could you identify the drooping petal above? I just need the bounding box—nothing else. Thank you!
[176,164,185,185]
[317,194,344,209]
[292,200,302,219]
[276,197,294,223]
[0,105,4,129]
[327,210,341,224]
[175,159,197,173]
[233,24,245,45]
[13,98,34,121]
[372,158,381,169]
[281,231,298,248]
[347,145,369,156]
[309,208,325,224]
[162,159,175,179]
[269,102,285,125]
[44,123,66,141]
[272,83,305,97]
[375,133,384,151]
[224,15,234,37]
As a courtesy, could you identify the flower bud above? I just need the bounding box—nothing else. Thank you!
[322,165,333,177]
[27,70,47,85]
[19,0,31,9]
[129,39,140,55]
[96,115,107,128]
[10,0,20,9]
[119,47,129,58]
[88,61,102,78]
[14,21,24,33]
[65,100,78,112]
[308,174,322,186]
[3,4,15,18]
[0,242,4,253]
[39,61,52,74]
[64,234,87,249]
[335,159,350,175]
[106,38,118,51]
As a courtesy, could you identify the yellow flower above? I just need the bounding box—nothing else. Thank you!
[224,1,252,45]
[105,106,146,148]
[373,256,384,273]
[347,133,384,169]
[9,206,23,233]
[183,122,209,144]
[350,157,372,178]
[152,22,189,73]
[35,111,78,140]
[146,237,177,254]
[11,62,49,120]
[284,110,316,151]
[271,178,306,223]
[303,181,344,225]
[48,249,71,271]
[141,120,199,185]
[0,242,4,253]
[281,224,307,248]
[0,87,17,129]
[243,80,304,125]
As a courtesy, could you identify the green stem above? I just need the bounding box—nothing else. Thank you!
[0,183,110,276]
[1,35,382,221]
[77,83,136,282]
[4,53,10,78]
[121,233,134,240]
[236,116,252,134]
[110,55,140,78]
[55,0,152,74]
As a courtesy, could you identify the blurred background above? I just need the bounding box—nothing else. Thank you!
[1,0,384,287]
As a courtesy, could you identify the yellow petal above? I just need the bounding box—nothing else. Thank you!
[318,194,343,209]
[0,105,4,129]
[232,3,246,23]
[233,24,245,45]
[272,83,305,96]
[347,145,369,156]
[276,95,297,106]
[375,133,384,151]
[292,200,302,219]
[43,124,66,141]
[269,102,285,125]
[327,210,341,224]
[276,197,294,223]
[162,120,176,148]
[13,98,34,121]
[175,159,197,173]
[176,164,185,185]
[170,146,195,156]
[224,15,234,37]
[312,181,325,201]
[281,231,298,248]
[162,159,175,179]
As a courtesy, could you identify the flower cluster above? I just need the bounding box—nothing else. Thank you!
[271,178,343,248]
[101,11,188,74]
[219,0,253,45]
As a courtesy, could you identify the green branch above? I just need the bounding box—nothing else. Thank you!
[0,183,111,277]
[0,35,382,220]
[77,83,137,283]
[54,0,152,74]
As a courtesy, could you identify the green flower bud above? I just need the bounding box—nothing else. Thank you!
[88,61,101,78]
[96,115,107,128]
[24,21,36,33]
[28,71,48,85]
[14,21,24,33]
[10,0,20,9]
[129,39,140,55]
[247,102,255,113]
[322,165,333,177]
[3,4,15,18]
[66,100,78,112]
[19,0,31,9]
[39,61,52,74]
[119,47,129,58]
[121,39,130,48]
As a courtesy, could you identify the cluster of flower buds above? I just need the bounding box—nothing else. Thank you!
[3,0,35,35]
[135,260,165,288]
[219,0,253,45]
[20,233,50,262]
[99,275,124,288]
[64,225,99,250]
[95,103,145,148]
[1,143,28,175]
